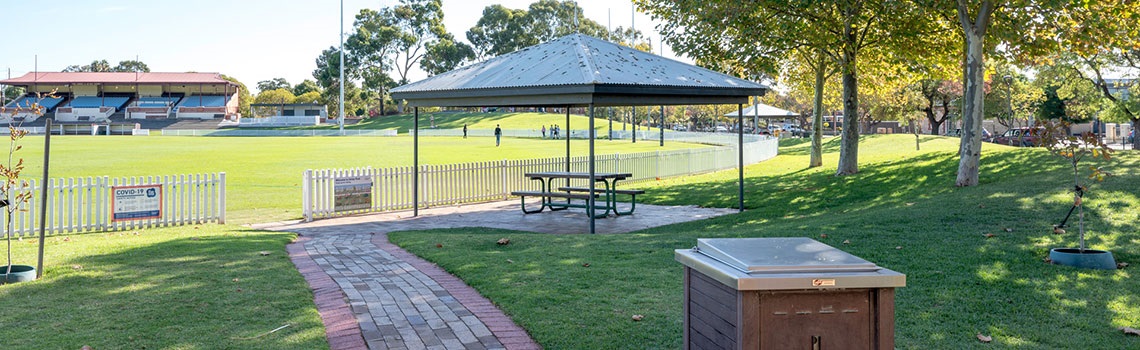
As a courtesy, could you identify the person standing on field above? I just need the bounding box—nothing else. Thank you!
[494,124,502,147]
[463,124,468,139]
[541,125,546,139]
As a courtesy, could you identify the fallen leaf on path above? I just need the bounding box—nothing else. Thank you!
[842,240,851,245]
[1003,228,1013,232]
[435,243,443,248]
[258,251,271,256]
[506,259,514,264]
[895,246,903,250]
[905,202,915,206]
[631,315,644,321]
[232,278,240,282]
[71,265,83,270]
[63,237,71,242]
[582,263,591,267]
[190,237,200,241]
[1053,227,1066,235]
[81,346,93,350]
[978,204,986,208]
[1043,257,1053,264]
[1118,262,1130,269]
[984,233,996,238]
[497,238,510,245]
[194,226,199,230]
[819,234,828,239]
[236,288,243,292]
[1121,326,1140,336]
[977,333,992,343]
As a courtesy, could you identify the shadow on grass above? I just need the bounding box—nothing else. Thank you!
[0,229,326,350]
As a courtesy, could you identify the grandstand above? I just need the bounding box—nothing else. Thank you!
[0,72,240,124]
[0,95,66,123]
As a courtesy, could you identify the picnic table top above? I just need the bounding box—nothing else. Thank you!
[524,171,632,180]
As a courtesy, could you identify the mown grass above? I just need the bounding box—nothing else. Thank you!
[390,135,1140,349]
[0,225,326,349]
[16,124,699,223]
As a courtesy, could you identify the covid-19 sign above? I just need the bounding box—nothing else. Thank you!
[112,184,163,221]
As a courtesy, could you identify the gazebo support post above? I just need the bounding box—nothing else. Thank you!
[588,104,596,234]
[414,107,419,217]
[608,107,613,141]
[565,107,571,188]
[660,105,665,146]
[738,104,744,212]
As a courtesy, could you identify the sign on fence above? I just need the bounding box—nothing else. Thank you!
[334,176,372,212]
[112,184,163,221]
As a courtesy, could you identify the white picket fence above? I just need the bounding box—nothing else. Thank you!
[1,173,226,237]
[303,136,778,221]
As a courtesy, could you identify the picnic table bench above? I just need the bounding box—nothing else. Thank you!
[509,172,643,217]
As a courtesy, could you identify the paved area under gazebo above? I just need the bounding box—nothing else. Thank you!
[255,201,736,349]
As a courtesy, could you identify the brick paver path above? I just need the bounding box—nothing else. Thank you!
[260,200,735,350]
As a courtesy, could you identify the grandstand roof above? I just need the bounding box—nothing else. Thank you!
[0,72,237,86]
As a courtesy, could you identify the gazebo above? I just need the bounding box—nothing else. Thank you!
[724,103,800,132]
[391,34,768,233]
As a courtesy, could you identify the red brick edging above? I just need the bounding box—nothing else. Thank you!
[372,232,542,350]
[287,235,368,350]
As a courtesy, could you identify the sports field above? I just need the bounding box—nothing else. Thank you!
[13,133,704,223]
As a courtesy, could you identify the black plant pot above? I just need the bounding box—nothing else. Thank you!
[0,264,36,284]
[1049,248,1117,270]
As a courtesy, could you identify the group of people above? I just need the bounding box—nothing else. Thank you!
[541,124,561,139]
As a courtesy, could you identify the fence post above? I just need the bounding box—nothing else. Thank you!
[500,159,508,200]
[303,169,312,222]
[218,172,226,224]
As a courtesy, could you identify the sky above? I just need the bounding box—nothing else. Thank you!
[0,0,683,93]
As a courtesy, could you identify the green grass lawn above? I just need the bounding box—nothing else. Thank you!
[328,111,640,133]
[0,225,327,349]
[390,134,1140,349]
[15,133,699,223]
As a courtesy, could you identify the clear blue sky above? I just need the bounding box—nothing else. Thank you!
[0,0,679,93]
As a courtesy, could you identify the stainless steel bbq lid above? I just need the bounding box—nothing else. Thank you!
[694,237,881,274]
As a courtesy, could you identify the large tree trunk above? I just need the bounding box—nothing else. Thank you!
[955,30,987,186]
[835,41,859,175]
[810,52,826,168]
[1133,117,1140,150]
[955,0,993,187]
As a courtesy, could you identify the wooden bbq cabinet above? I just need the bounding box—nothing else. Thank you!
[675,238,906,350]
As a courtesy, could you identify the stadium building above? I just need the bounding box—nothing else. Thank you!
[0,72,241,125]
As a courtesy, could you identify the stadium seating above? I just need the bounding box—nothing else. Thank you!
[3,95,65,111]
[178,95,227,107]
[69,96,130,109]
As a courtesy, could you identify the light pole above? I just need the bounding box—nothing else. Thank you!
[338,0,345,136]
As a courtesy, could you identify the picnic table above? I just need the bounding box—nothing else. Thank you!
[510,171,644,217]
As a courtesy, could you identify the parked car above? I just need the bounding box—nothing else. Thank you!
[946,128,993,141]
[990,127,1042,146]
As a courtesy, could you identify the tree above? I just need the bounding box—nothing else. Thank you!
[312,47,367,118]
[62,59,149,72]
[466,5,529,60]
[917,79,961,135]
[466,0,614,60]
[637,0,944,175]
[421,34,475,75]
[2,86,25,105]
[113,60,150,73]
[254,88,297,105]
[293,79,320,96]
[610,26,652,52]
[256,78,291,93]
[944,1,1140,186]
[293,91,322,104]
[63,60,112,72]
[1032,63,1100,124]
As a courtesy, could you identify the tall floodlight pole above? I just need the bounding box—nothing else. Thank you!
[338,0,345,135]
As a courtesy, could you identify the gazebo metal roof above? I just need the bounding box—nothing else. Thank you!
[391,34,768,107]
